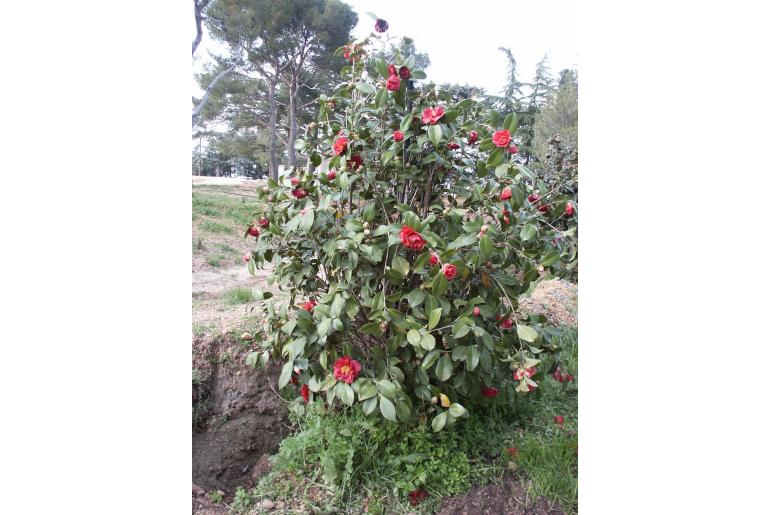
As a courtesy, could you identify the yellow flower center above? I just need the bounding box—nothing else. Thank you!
[341,365,351,374]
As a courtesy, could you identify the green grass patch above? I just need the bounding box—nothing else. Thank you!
[199,219,234,234]
[223,287,253,305]
[192,191,257,228]
[205,256,221,267]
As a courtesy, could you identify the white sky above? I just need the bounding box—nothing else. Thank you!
[193,0,577,100]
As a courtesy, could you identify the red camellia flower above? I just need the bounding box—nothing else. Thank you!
[446,141,460,150]
[507,144,519,154]
[528,193,540,203]
[374,18,389,33]
[333,356,361,384]
[506,446,519,458]
[347,154,363,170]
[442,263,457,280]
[393,130,404,142]
[468,130,478,144]
[386,74,401,92]
[258,217,269,228]
[473,306,481,317]
[387,63,397,76]
[300,384,310,403]
[499,317,513,330]
[398,65,410,80]
[247,226,260,237]
[302,299,317,312]
[422,106,445,125]
[492,129,511,147]
[481,387,498,398]
[554,415,565,428]
[399,225,426,251]
[429,253,439,266]
[333,137,348,155]
[565,201,575,217]
[408,489,428,506]
[290,177,299,186]
[500,186,512,201]
[327,170,336,181]
[292,188,307,199]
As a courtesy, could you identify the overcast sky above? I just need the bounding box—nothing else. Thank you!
[193,0,577,97]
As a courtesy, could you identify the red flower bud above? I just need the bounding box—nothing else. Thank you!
[243,254,251,263]
[247,226,260,237]
[333,137,348,156]
[347,154,363,170]
[473,306,481,317]
[258,217,269,228]
[398,65,411,80]
[374,18,389,33]
[429,253,439,266]
[468,130,478,144]
[291,188,307,199]
[507,144,519,154]
[302,299,317,312]
[327,170,336,181]
[500,186,512,201]
[290,177,299,186]
[301,384,310,403]
[442,263,457,280]
[565,201,575,217]
[446,141,460,150]
[554,415,565,427]
[393,130,404,142]
[387,64,397,76]
[528,193,540,203]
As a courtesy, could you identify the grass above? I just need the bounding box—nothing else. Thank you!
[229,326,578,514]
[223,287,254,305]
[200,219,234,234]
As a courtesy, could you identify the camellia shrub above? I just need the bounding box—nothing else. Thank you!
[245,20,577,432]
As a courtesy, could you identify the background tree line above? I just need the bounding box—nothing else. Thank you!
[191,0,577,180]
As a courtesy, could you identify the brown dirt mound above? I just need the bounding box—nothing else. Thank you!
[519,278,577,327]
[192,333,290,497]
[436,474,564,515]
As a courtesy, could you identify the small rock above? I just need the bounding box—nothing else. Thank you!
[261,499,275,510]
[275,501,285,510]
[192,483,206,497]
[241,332,254,341]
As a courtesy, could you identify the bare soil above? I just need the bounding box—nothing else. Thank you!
[519,278,577,327]
[437,474,565,515]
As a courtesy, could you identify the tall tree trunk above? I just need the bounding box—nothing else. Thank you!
[286,77,298,168]
[192,0,210,56]
[268,77,279,181]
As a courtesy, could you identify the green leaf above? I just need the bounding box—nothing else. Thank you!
[247,256,256,276]
[405,288,426,307]
[487,147,505,168]
[374,57,389,78]
[392,256,410,276]
[400,114,413,132]
[428,124,443,147]
[452,321,471,339]
[466,346,480,371]
[338,383,355,406]
[520,224,537,242]
[379,395,397,422]
[432,411,448,432]
[505,112,519,133]
[517,324,539,342]
[448,403,467,418]
[420,333,436,351]
[356,83,376,95]
[432,274,448,297]
[358,381,378,401]
[317,317,332,337]
[428,307,442,330]
[293,138,305,150]
[278,361,294,389]
[375,87,387,108]
[330,293,345,318]
[435,354,453,382]
[407,329,421,346]
[540,250,560,267]
[411,69,427,80]
[479,235,493,259]
[377,379,398,399]
[421,349,440,369]
[362,396,378,415]
[360,322,383,335]
[300,209,314,233]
